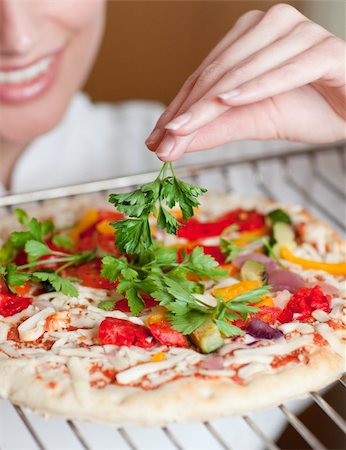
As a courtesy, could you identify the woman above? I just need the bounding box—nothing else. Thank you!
[0,1,345,195]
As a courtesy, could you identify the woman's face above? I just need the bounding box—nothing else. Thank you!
[0,0,106,146]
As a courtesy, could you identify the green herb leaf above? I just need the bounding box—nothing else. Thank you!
[98,299,116,311]
[52,234,74,251]
[33,272,78,297]
[25,240,53,261]
[215,319,244,337]
[220,238,242,262]
[166,310,208,334]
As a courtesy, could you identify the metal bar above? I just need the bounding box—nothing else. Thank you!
[203,422,233,450]
[117,428,138,450]
[13,405,46,450]
[310,152,346,200]
[243,416,280,450]
[1,144,344,208]
[311,392,346,433]
[251,161,276,200]
[339,376,346,388]
[162,427,184,450]
[66,420,92,450]
[282,158,346,231]
[279,404,327,450]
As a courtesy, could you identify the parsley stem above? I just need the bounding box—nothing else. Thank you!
[17,256,77,271]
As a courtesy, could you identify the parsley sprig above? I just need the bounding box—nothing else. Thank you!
[109,163,206,255]
[0,210,93,297]
[101,245,270,336]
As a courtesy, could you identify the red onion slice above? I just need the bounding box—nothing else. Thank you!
[232,253,279,272]
[200,355,224,370]
[247,318,283,340]
[268,269,305,293]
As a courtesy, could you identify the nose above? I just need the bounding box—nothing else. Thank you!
[0,0,39,56]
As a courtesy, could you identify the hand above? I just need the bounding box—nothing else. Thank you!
[146,4,346,162]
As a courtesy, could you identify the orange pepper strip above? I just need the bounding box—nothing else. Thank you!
[145,308,167,326]
[233,227,269,246]
[254,296,274,308]
[220,264,240,276]
[150,352,167,362]
[70,210,99,241]
[280,247,346,276]
[96,219,115,236]
[213,280,260,301]
[12,282,31,297]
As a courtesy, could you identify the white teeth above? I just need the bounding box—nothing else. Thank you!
[0,56,53,84]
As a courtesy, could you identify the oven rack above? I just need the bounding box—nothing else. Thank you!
[0,142,345,450]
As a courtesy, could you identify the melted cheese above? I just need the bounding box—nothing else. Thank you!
[316,323,345,357]
[18,307,55,342]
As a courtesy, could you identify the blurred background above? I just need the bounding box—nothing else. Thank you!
[84,0,345,106]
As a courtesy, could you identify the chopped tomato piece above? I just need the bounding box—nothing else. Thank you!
[177,209,265,240]
[98,317,155,348]
[148,321,190,348]
[12,282,31,297]
[278,285,330,324]
[201,246,226,264]
[96,234,120,256]
[0,292,32,317]
[254,306,282,325]
[77,260,118,290]
[97,210,124,222]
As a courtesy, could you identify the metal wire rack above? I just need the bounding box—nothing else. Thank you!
[0,143,345,450]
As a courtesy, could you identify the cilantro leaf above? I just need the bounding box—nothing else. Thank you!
[98,299,116,311]
[157,206,181,234]
[185,247,227,279]
[101,256,128,282]
[124,287,145,316]
[220,238,242,262]
[166,310,208,334]
[25,240,53,261]
[215,319,244,337]
[52,234,74,251]
[33,272,78,297]
[5,264,30,287]
[15,209,29,226]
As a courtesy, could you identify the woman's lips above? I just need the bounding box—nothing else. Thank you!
[0,51,62,104]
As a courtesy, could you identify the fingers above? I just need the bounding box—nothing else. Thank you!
[156,100,279,162]
[145,9,264,150]
[162,20,328,137]
[218,37,339,107]
[152,4,308,155]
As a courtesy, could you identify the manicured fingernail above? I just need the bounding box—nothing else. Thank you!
[145,129,161,145]
[165,112,192,130]
[156,135,175,157]
[218,89,241,101]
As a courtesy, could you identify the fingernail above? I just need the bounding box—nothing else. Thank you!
[218,89,241,101]
[156,135,175,157]
[165,112,192,130]
[145,129,161,145]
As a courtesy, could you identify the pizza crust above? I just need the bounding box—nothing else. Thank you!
[0,193,345,425]
[0,348,343,425]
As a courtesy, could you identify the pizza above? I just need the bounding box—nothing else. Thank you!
[0,193,345,426]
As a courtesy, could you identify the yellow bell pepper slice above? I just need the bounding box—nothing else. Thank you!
[96,219,115,236]
[150,352,167,362]
[255,296,274,308]
[146,308,167,326]
[233,227,269,246]
[70,210,98,241]
[280,247,346,276]
[213,280,260,301]
[220,264,240,276]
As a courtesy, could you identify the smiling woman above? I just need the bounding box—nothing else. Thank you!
[0,0,105,183]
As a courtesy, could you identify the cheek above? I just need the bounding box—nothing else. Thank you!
[0,0,105,146]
